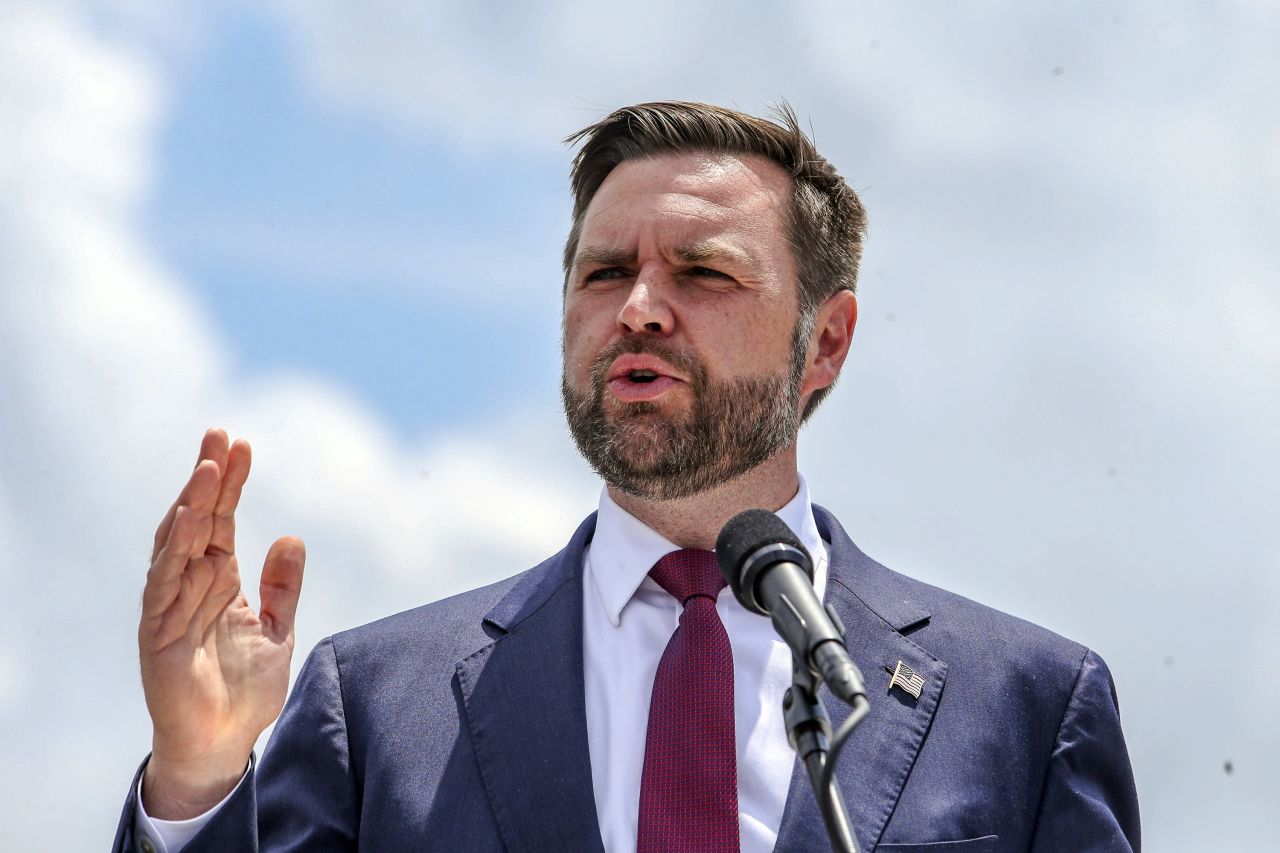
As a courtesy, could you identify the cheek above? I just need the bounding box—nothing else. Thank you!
[562,310,606,380]
[701,313,795,375]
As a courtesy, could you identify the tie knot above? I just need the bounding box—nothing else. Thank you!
[649,548,726,605]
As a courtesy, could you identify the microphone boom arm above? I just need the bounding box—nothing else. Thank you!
[785,654,860,853]
[714,509,873,852]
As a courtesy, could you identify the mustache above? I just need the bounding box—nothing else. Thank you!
[588,337,705,388]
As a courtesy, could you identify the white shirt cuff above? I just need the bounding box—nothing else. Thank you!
[132,761,250,853]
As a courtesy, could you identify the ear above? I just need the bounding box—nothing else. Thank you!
[799,290,858,399]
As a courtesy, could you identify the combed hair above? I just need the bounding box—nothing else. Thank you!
[562,101,868,419]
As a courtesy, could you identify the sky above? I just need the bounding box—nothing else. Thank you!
[1,0,1276,848]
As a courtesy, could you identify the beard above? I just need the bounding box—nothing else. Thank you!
[561,335,805,501]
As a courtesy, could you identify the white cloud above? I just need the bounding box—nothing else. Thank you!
[0,2,156,209]
[0,3,595,847]
[266,0,760,148]
[4,1,1278,849]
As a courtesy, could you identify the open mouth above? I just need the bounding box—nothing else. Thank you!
[603,352,686,402]
[627,369,660,384]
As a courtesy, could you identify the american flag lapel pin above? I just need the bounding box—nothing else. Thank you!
[888,660,926,700]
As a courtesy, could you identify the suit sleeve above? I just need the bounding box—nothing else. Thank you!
[1029,649,1141,852]
[112,636,360,853]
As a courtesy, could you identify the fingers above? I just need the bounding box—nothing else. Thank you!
[182,461,223,558]
[189,557,242,643]
[159,557,220,649]
[153,429,231,559]
[214,440,252,516]
[208,440,251,556]
[140,430,281,654]
[143,504,197,618]
[197,427,231,472]
[143,505,236,649]
[259,537,306,638]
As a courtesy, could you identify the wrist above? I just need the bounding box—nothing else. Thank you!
[142,748,251,820]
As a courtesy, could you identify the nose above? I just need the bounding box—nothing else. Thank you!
[617,270,674,336]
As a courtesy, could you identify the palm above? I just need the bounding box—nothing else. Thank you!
[139,430,305,783]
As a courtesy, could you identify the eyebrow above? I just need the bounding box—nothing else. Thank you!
[574,240,755,270]
[672,240,755,268]
[574,246,636,268]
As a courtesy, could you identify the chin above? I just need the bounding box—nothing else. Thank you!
[608,394,695,420]
[611,424,674,459]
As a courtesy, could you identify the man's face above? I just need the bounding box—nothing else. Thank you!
[561,152,806,500]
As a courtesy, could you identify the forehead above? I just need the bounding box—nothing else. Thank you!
[578,152,794,252]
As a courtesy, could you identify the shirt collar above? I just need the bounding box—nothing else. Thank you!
[586,474,828,627]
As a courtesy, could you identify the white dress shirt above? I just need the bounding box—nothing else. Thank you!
[136,477,828,853]
[584,479,827,853]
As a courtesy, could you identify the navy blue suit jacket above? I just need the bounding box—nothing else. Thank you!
[114,507,1139,851]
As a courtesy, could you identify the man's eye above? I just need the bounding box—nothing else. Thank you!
[688,266,732,280]
[584,267,627,284]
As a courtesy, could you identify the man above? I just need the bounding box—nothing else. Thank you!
[116,102,1140,852]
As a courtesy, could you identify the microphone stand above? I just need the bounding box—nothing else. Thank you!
[784,654,865,853]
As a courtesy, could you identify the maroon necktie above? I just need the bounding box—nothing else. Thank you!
[637,548,740,852]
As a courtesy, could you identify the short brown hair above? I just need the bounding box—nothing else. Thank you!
[562,101,867,419]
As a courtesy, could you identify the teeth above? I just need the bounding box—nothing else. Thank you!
[629,370,658,382]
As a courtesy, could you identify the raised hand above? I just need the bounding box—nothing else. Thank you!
[138,428,306,820]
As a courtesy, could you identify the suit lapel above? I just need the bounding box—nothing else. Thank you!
[774,507,948,852]
[456,514,606,853]
[455,505,943,851]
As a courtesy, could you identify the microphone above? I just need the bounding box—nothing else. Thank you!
[716,509,866,704]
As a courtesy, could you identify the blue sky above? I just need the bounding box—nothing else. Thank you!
[145,10,569,434]
[1,1,1276,849]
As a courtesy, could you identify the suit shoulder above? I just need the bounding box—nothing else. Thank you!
[324,529,584,666]
[909,570,1083,656]
[312,570,532,704]
[852,555,1098,696]
[336,572,521,644]
[869,562,1112,746]
[819,507,1094,678]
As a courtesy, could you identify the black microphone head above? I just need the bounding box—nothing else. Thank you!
[716,509,813,614]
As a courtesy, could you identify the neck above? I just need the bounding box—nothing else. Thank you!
[606,448,801,550]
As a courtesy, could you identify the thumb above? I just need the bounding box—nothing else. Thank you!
[260,536,306,637]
